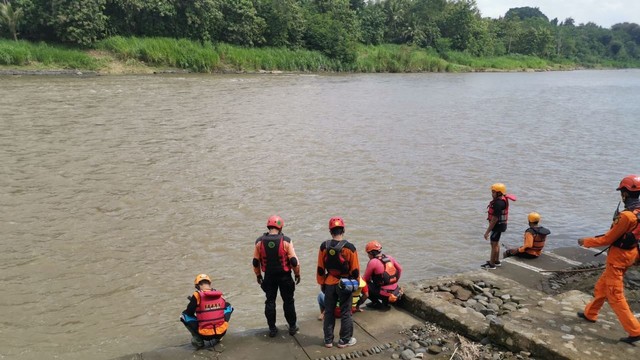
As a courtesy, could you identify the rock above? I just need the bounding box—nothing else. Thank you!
[435,292,455,301]
[454,288,473,301]
[401,349,416,360]
[391,354,400,360]
[427,345,442,354]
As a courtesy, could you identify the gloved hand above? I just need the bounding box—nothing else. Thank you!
[257,275,263,285]
[295,274,301,285]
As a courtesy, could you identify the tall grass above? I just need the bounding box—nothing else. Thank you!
[214,43,338,72]
[444,51,551,70]
[355,44,449,72]
[0,39,99,69]
[97,36,221,72]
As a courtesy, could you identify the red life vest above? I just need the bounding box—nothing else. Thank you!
[487,194,515,224]
[195,290,228,336]
[324,240,350,277]
[258,235,291,273]
[612,209,640,250]
[371,255,398,286]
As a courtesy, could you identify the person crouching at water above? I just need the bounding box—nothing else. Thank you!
[362,240,403,309]
[483,183,516,269]
[317,277,368,320]
[180,274,233,348]
[503,212,550,259]
[577,175,640,345]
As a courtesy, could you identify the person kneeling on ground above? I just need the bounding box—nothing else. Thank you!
[503,212,550,259]
[180,274,233,349]
[362,240,403,309]
[317,277,368,320]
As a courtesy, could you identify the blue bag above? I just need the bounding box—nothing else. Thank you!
[338,278,359,294]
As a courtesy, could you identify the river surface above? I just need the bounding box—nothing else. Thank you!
[1,70,639,359]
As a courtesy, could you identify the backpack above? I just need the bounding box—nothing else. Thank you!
[612,210,640,250]
[324,240,349,277]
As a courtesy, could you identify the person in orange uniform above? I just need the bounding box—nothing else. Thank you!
[180,274,233,348]
[252,215,301,337]
[317,217,360,349]
[577,175,640,345]
[483,183,516,269]
[503,212,550,259]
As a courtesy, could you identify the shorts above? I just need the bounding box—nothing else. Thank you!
[490,231,502,242]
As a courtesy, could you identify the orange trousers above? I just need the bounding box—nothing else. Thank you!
[583,264,640,336]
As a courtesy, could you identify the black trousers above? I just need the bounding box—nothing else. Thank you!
[322,283,353,344]
[261,271,297,329]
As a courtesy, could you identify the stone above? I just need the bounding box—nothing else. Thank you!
[391,354,400,360]
[401,349,416,360]
[427,345,442,354]
[435,292,455,301]
[454,288,473,301]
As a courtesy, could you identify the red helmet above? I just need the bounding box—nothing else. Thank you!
[365,241,382,253]
[266,215,284,230]
[616,175,640,192]
[329,217,345,230]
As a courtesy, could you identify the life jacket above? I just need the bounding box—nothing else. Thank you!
[487,194,515,224]
[612,209,640,250]
[371,255,398,286]
[525,226,550,254]
[258,234,291,273]
[324,240,349,277]
[195,290,228,336]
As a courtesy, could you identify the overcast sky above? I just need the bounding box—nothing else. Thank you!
[474,0,640,28]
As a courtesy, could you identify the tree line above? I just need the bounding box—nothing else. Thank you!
[1,0,639,65]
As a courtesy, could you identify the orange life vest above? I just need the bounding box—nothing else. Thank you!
[258,234,291,273]
[612,209,640,250]
[371,255,398,286]
[524,226,550,255]
[195,290,228,336]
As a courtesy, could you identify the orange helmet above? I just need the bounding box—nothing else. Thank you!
[491,183,506,194]
[528,212,541,223]
[329,217,345,230]
[366,240,382,253]
[267,215,284,230]
[616,175,640,192]
[194,274,211,286]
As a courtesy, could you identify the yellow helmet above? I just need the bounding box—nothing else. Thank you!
[194,274,211,286]
[491,183,506,194]
[528,212,541,223]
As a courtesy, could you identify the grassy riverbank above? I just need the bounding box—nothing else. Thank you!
[1,37,638,75]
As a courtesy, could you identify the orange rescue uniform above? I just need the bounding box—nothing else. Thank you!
[582,210,640,337]
[316,240,360,286]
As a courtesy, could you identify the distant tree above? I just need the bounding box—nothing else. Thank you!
[257,0,305,47]
[0,0,23,40]
[562,17,575,27]
[48,0,108,45]
[359,1,385,45]
[303,0,360,63]
[219,0,265,46]
[504,6,548,22]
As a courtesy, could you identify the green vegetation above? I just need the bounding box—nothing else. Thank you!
[0,39,100,69]
[1,0,639,73]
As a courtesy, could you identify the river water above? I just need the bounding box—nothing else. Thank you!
[1,70,639,359]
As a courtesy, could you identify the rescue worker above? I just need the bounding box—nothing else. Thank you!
[252,215,301,337]
[317,217,360,349]
[363,240,403,309]
[503,212,551,259]
[483,183,516,269]
[180,274,233,349]
[577,175,640,345]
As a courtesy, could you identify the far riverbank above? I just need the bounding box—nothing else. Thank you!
[3,37,635,76]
